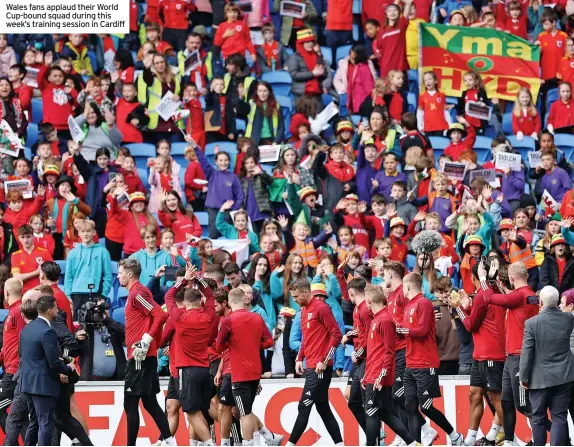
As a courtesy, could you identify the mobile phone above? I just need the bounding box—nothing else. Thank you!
[164,266,178,282]
[109,172,117,182]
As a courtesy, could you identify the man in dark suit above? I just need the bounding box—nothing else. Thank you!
[520,286,574,446]
[18,295,75,446]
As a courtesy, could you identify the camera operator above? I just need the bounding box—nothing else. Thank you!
[64,220,112,319]
[76,296,126,381]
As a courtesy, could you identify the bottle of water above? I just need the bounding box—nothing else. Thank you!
[271,58,276,71]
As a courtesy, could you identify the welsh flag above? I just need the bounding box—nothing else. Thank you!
[171,109,190,122]
[0,120,23,156]
[419,24,541,101]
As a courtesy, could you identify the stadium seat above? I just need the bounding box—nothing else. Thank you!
[407,92,417,113]
[126,143,156,170]
[429,136,450,150]
[56,260,66,285]
[171,142,188,155]
[205,141,238,156]
[261,164,274,175]
[553,133,574,153]
[353,24,359,41]
[138,168,150,190]
[86,51,98,72]
[196,212,209,226]
[502,113,513,135]
[351,115,361,126]
[352,0,362,13]
[24,147,32,160]
[407,70,418,94]
[236,119,246,132]
[507,135,536,152]
[546,88,559,111]
[406,254,416,271]
[320,47,333,66]
[112,307,125,325]
[336,45,352,64]
[31,98,43,124]
[276,95,293,113]
[26,123,38,148]
[0,309,8,323]
[262,71,292,85]
[473,136,492,162]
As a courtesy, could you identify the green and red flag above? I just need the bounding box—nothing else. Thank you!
[419,23,541,101]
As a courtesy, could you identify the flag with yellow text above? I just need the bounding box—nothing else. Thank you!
[419,23,541,101]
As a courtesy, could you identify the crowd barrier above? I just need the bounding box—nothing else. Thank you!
[0,376,545,446]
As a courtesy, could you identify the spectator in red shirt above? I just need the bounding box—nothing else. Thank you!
[512,87,541,140]
[535,9,567,82]
[496,1,528,39]
[8,64,33,117]
[213,4,256,61]
[547,81,574,133]
[10,224,53,293]
[325,0,353,69]
[557,37,574,86]
[444,118,477,161]
[159,0,195,51]
[373,2,411,78]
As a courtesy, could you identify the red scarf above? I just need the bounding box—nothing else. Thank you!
[324,159,355,182]
[296,42,321,95]
[262,41,279,66]
[372,92,385,107]
[347,63,356,91]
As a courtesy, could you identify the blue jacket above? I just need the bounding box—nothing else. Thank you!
[356,143,380,204]
[195,147,244,210]
[439,0,472,18]
[73,153,117,219]
[252,280,276,329]
[251,304,273,334]
[312,274,343,318]
[64,243,113,297]
[270,272,312,312]
[18,318,73,397]
[290,309,345,370]
[130,249,174,287]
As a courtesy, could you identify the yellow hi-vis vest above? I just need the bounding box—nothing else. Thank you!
[137,74,184,131]
[223,74,254,101]
[245,101,279,140]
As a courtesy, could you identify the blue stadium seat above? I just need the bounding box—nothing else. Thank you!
[126,143,156,170]
[86,51,98,72]
[336,45,352,64]
[407,70,418,94]
[507,135,536,152]
[276,95,293,112]
[0,309,9,323]
[553,133,574,153]
[502,113,513,135]
[407,92,416,113]
[171,142,188,155]
[429,136,450,150]
[261,164,274,175]
[546,88,559,111]
[338,94,348,117]
[474,136,492,150]
[406,254,416,271]
[236,119,246,132]
[351,115,361,126]
[205,142,238,156]
[26,123,38,148]
[196,212,209,226]
[112,307,125,325]
[262,71,292,84]
[31,98,43,124]
[352,24,359,41]
[56,260,66,285]
[24,147,32,160]
[475,149,491,163]
[320,47,333,66]
[352,0,362,13]
[138,168,149,190]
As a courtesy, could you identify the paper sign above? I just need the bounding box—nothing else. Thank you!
[250,30,264,46]
[24,67,39,88]
[527,151,541,169]
[67,115,84,143]
[5,179,32,199]
[495,151,521,172]
[280,0,306,18]
[465,101,492,121]
[236,0,253,12]
[184,50,201,76]
[103,49,116,74]
[311,102,338,135]
[259,144,282,163]
[443,161,466,181]
[468,168,496,184]
[156,91,182,122]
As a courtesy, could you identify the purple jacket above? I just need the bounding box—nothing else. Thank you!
[540,167,572,202]
[356,144,379,204]
[372,170,407,201]
[195,147,244,210]
[500,170,525,202]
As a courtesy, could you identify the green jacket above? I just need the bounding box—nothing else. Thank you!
[215,211,261,254]
[273,0,318,46]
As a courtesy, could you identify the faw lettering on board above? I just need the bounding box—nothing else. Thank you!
[0,378,541,446]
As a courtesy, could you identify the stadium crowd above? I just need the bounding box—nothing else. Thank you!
[2,0,574,444]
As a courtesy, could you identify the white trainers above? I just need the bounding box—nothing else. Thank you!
[451,433,464,446]
[264,434,284,446]
[160,437,176,446]
[421,426,438,446]
[390,435,407,446]
[151,440,163,446]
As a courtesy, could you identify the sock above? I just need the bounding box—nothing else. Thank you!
[486,423,502,442]
[421,421,432,433]
[465,429,478,445]
[189,441,198,446]
[253,432,261,446]
[448,431,460,441]
[198,443,204,446]
[286,443,295,446]
[259,426,273,441]
[204,441,214,446]
[503,442,513,446]
[221,439,231,446]
[243,440,255,446]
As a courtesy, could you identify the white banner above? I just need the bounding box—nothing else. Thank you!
[44,377,546,446]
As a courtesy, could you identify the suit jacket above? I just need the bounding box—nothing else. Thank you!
[519,307,574,389]
[18,317,72,397]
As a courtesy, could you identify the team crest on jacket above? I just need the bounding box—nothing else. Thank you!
[225,181,232,187]
[176,3,181,9]
[53,89,68,106]
[236,25,243,32]
[437,97,441,103]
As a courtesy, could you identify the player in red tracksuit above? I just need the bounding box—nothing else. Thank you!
[164,266,216,444]
[118,258,172,447]
[363,284,415,447]
[454,264,507,446]
[382,262,436,445]
[160,314,181,437]
[286,278,343,446]
[398,273,463,445]
[215,287,274,446]
[337,273,372,433]
[480,262,539,445]
[0,279,26,433]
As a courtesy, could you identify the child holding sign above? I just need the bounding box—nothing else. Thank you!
[529,149,571,202]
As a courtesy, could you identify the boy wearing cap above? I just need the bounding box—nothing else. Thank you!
[334,194,370,252]
[460,235,485,294]
[499,218,539,290]
[444,118,476,161]
[336,120,354,153]
[40,163,61,203]
[540,233,574,294]
[286,185,332,238]
[384,216,416,262]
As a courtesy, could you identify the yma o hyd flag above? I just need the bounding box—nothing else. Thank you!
[419,23,541,101]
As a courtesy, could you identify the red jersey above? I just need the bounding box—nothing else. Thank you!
[129,0,139,32]
[387,284,407,351]
[511,108,541,136]
[4,195,43,235]
[183,160,206,204]
[558,55,574,85]
[547,98,574,130]
[159,0,193,29]
[363,308,396,386]
[158,209,202,243]
[1,301,26,374]
[482,284,538,356]
[14,84,33,116]
[386,91,404,122]
[496,3,528,39]
[119,168,146,194]
[418,90,449,132]
[296,297,343,369]
[124,281,167,360]
[37,65,78,130]
[403,293,440,368]
[164,277,215,368]
[444,124,477,161]
[538,30,568,80]
[116,99,144,144]
[326,0,353,30]
[51,283,73,332]
[160,317,178,378]
[374,17,409,76]
[185,99,206,149]
[340,212,370,252]
[215,309,273,382]
[455,287,506,361]
[213,20,256,60]
[347,300,374,360]
[34,232,55,254]
[10,246,53,293]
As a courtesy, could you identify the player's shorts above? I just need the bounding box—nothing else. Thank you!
[299,366,333,406]
[404,367,442,399]
[0,373,17,412]
[470,359,504,392]
[166,375,180,401]
[179,366,211,413]
[363,383,394,416]
[219,373,235,407]
[502,354,530,409]
[232,380,260,417]
[392,348,406,400]
[125,357,160,396]
[348,362,358,386]
[209,358,221,397]
[349,359,366,407]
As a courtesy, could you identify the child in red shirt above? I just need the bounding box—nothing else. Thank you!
[118,155,146,194]
[384,70,408,124]
[418,70,450,136]
[547,81,574,133]
[183,83,206,150]
[383,216,416,262]
[374,3,411,77]
[183,146,207,208]
[8,159,36,212]
[512,87,541,140]
[29,214,55,254]
[444,118,477,161]
[558,37,574,87]
[115,83,149,144]
[213,3,256,61]
[536,9,567,81]
[456,71,490,133]
[496,1,528,40]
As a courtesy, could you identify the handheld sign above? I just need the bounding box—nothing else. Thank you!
[495,151,521,172]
